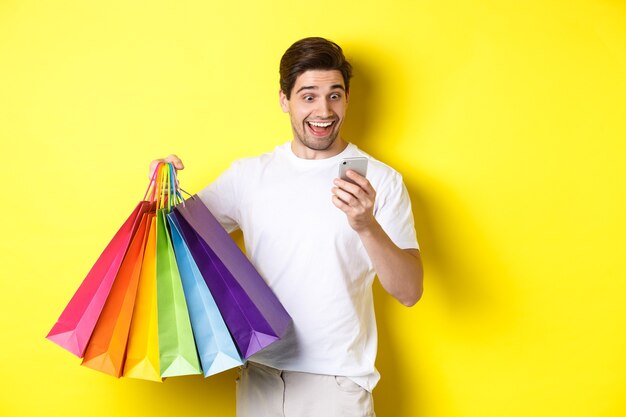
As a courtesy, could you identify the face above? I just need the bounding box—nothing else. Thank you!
[280,69,349,158]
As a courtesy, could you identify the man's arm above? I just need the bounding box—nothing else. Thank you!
[331,170,424,307]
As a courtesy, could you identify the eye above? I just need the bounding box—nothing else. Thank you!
[330,93,341,100]
[303,95,314,102]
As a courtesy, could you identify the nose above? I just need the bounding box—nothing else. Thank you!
[317,98,334,118]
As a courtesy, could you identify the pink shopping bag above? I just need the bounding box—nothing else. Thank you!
[46,201,153,357]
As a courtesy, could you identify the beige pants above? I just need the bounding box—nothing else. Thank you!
[236,362,376,417]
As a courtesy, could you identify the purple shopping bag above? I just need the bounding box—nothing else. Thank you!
[172,196,291,358]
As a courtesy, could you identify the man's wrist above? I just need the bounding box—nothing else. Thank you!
[355,218,384,240]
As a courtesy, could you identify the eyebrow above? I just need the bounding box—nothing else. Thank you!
[295,84,345,94]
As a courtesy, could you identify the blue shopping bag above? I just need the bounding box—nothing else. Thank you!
[167,212,243,376]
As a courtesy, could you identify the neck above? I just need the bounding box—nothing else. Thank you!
[290,138,349,160]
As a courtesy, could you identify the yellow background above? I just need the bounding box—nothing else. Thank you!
[1,0,625,416]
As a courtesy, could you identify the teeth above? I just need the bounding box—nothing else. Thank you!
[308,121,332,127]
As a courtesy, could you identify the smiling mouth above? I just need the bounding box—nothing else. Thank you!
[308,121,333,127]
[306,120,335,136]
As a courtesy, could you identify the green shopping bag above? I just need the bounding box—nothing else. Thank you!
[154,164,201,377]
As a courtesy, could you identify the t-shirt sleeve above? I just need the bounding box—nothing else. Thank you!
[374,172,419,250]
[196,161,241,233]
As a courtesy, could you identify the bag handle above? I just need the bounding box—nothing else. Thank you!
[143,162,184,210]
[143,163,161,202]
[168,163,185,206]
[162,162,184,211]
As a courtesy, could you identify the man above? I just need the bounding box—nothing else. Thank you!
[152,37,423,417]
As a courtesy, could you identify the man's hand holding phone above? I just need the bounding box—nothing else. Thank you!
[332,157,377,233]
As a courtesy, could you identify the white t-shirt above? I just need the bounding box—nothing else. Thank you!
[198,142,418,391]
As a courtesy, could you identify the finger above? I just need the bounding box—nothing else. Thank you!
[164,154,185,170]
[333,177,363,196]
[332,186,360,207]
[335,172,374,197]
[332,194,365,211]
[345,170,374,194]
[149,159,164,179]
[331,194,350,212]
[332,192,370,222]
[149,155,185,179]
[333,179,371,205]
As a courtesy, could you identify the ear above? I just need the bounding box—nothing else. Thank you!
[279,90,289,113]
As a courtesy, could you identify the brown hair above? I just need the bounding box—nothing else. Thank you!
[279,37,353,99]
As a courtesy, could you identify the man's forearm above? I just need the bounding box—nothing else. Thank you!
[358,221,424,306]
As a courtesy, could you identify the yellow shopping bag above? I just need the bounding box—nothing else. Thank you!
[123,214,162,382]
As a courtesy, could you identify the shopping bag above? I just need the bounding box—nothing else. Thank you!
[81,212,151,376]
[173,196,292,358]
[167,212,243,376]
[155,208,202,377]
[123,214,161,382]
[47,200,152,357]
